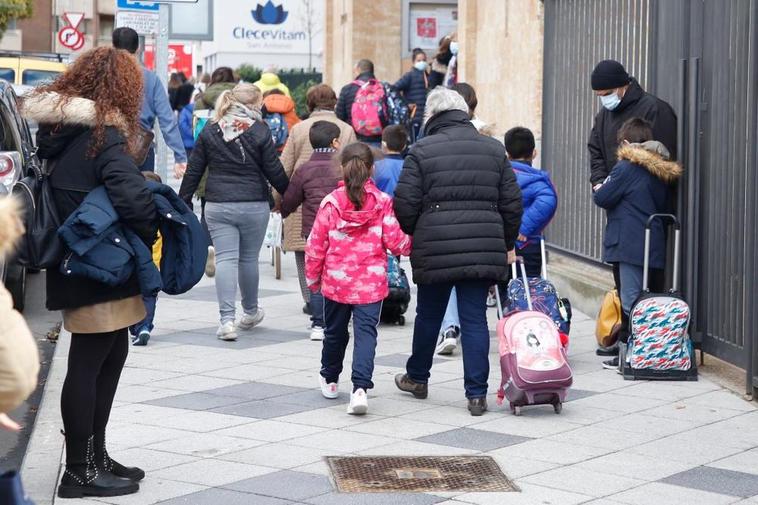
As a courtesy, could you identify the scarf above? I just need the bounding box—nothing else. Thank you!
[217,103,262,142]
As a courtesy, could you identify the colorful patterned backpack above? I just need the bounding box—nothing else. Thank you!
[622,214,697,379]
[350,79,386,137]
[381,82,411,127]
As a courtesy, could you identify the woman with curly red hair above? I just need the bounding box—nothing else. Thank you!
[22,47,157,498]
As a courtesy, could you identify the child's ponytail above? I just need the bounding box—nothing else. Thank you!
[340,143,374,210]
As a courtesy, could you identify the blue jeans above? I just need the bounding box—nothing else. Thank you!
[205,201,269,324]
[321,298,382,391]
[440,288,459,332]
[407,280,491,398]
[130,295,157,335]
[618,262,644,315]
[310,289,325,328]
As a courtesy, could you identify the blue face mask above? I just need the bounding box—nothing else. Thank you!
[414,61,428,72]
[600,92,621,111]
[450,41,459,55]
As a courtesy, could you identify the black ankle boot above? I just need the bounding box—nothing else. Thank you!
[58,436,139,499]
[94,431,145,482]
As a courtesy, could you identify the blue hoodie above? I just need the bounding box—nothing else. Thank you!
[179,102,195,150]
[511,160,558,247]
[140,68,187,163]
[373,154,404,196]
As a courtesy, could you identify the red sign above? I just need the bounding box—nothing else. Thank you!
[58,27,84,51]
[144,44,194,77]
[416,17,437,39]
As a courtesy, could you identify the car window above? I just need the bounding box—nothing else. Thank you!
[0,68,15,83]
[0,101,20,152]
[21,70,59,87]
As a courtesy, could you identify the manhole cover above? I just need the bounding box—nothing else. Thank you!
[326,456,517,493]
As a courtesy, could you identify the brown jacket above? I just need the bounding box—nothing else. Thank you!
[279,110,356,251]
[0,197,39,414]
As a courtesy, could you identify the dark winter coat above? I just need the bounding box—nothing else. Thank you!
[511,160,558,246]
[280,151,341,239]
[335,71,382,143]
[58,186,162,298]
[588,78,677,185]
[393,109,523,285]
[393,68,429,123]
[23,93,158,311]
[593,142,682,269]
[179,121,289,205]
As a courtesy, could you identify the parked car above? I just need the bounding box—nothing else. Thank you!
[0,79,36,311]
[0,51,68,87]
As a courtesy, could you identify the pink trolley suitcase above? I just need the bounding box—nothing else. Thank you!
[496,260,573,416]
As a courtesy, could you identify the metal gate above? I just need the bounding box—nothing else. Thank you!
[542,0,758,396]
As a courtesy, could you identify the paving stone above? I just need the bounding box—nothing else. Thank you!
[156,488,294,505]
[455,483,592,505]
[206,381,309,400]
[210,399,315,419]
[564,388,600,402]
[273,389,351,408]
[214,419,328,442]
[710,448,758,476]
[305,493,445,505]
[104,447,199,472]
[492,438,612,465]
[346,417,454,439]
[218,443,327,469]
[521,465,647,497]
[148,375,245,392]
[224,470,334,501]
[661,466,758,498]
[289,429,398,453]
[415,427,532,452]
[609,482,738,505]
[144,391,250,411]
[151,459,277,487]
[374,353,450,368]
[573,452,693,482]
[99,478,207,505]
[145,432,266,458]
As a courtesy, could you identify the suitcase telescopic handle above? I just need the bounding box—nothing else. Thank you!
[643,214,681,293]
[510,259,533,311]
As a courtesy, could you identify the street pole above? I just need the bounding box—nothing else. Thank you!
[155,3,170,182]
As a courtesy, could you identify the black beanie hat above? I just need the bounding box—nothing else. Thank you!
[591,60,630,90]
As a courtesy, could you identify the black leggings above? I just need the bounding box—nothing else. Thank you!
[61,329,129,454]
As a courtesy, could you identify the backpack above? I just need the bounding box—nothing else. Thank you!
[382,82,411,126]
[264,112,289,148]
[350,79,386,137]
[11,157,65,269]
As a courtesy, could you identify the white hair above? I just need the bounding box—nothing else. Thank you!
[424,86,469,122]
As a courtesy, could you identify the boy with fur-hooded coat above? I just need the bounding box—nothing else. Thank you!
[0,197,40,418]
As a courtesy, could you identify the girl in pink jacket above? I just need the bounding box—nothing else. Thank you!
[306,142,412,415]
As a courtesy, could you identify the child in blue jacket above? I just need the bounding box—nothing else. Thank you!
[504,127,558,277]
[373,125,407,197]
[178,102,195,160]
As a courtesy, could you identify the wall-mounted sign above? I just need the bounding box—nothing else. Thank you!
[144,43,194,76]
[115,10,159,35]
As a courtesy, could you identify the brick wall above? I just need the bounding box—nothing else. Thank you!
[16,0,54,52]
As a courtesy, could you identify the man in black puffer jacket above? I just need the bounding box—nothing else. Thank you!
[393,87,523,416]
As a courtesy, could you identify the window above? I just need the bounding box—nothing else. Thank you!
[0,69,16,84]
[21,70,60,87]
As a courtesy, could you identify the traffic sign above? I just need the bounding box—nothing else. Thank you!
[58,27,84,50]
[63,12,84,30]
[115,10,159,35]
[117,0,198,10]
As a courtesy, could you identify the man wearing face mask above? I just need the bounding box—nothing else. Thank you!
[393,48,430,142]
[588,59,677,190]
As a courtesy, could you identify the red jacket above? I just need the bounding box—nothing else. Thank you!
[280,150,341,239]
[305,180,412,305]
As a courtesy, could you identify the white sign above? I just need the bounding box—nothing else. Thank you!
[116,10,159,35]
[409,3,457,52]
[63,12,84,30]
[212,0,323,56]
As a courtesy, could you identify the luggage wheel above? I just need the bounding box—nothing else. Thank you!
[510,404,522,416]
[397,316,405,326]
[553,402,563,414]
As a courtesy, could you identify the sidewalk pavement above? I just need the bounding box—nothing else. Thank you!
[29,248,758,505]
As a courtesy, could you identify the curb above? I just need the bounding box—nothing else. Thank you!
[21,330,69,505]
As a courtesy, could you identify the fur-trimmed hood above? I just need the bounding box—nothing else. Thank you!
[21,91,127,130]
[0,197,23,258]
[617,141,682,183]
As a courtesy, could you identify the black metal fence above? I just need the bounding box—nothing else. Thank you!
[542,0,758,396]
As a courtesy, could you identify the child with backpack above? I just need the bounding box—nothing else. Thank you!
[373,125,407,196]
[593,117,681,371]
[262,89,300,152]
[305,143,412,415]
[280,121,344,341]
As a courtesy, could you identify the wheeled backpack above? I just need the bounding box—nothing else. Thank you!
[621,214,697,381]
[380,254,410,325]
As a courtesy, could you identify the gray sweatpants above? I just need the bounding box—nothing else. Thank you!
[205,201,269,324]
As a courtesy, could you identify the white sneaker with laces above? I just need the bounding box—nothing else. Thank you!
[347,388,368,415]
[319,375,339,399]
[216,321,237,341]
[237,308,265,331]
[310,326,325,341]
[435,327,459,356]
[205,246,216,278]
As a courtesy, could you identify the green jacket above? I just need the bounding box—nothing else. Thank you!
[194,82,235,111]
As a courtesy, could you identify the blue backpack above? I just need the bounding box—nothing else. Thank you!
[264,112,289,148]
[382,81,411,127]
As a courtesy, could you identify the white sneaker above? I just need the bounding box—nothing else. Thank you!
[216,321,237,341]
[319,375,339,399]
[347,388,368,415]
[436,327,459,355]
[237,308,265,331]
[486,291,497,307]
[205,246,216,278]
[310,326,325,341]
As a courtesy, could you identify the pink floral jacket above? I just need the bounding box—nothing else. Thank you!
[305,180,412,305]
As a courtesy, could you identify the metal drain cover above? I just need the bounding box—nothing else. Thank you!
[326,456,517,493]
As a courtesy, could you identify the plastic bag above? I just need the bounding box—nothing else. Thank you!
[264,212,282,248]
